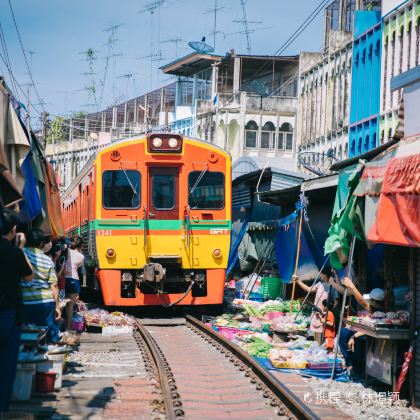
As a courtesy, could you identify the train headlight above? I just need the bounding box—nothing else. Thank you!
[152,137,163,148]
[106,248,116,258]
[212,248,222,259]
[168,137,178,148]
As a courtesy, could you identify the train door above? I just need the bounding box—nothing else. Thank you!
[148,167,179,220]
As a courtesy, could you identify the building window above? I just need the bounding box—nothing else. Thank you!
[279,122,293,151]
[357,137,362,155]
[383,37,388,111]
[338,145,342,160]
[260,121,275,149]
[416,18,420,66]
[391,32,396,78]
[407,22,412,69]
[364,135,369,152]
[371,133,377,149]
[245,120,258,148]
[350,138,356,156]
[399,28,404,74]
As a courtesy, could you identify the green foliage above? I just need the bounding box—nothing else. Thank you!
[46,116,65,144]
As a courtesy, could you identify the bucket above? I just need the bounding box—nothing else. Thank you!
[12,363,35,401]
[35,371,58,393]
[38,354,64,389]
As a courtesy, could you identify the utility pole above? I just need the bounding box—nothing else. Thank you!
[42,111,49,148]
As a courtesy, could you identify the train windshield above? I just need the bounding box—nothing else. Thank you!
[102,170,141,209]
[188,171,224,209]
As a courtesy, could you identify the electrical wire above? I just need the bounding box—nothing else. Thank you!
[0,22,19,99]
[8,0,45,112]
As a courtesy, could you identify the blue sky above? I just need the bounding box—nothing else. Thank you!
[0,0,325,125]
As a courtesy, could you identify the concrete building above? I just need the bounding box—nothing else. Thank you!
[380,0,420,143]
[296,0,381,171]
[160,52,300,167]
[349,11,382,157]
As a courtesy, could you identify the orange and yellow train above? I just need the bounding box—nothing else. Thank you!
[62,133,232,306]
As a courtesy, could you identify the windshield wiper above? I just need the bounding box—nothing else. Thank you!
[120,164,138,198]
[189,166,208,195]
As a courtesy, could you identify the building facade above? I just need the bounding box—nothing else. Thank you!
[380,0,420,143]
[160,52,300,168]
[296,42,353,164]
[349,11,382,157]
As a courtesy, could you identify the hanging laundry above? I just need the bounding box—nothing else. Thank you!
[0,80,22,206]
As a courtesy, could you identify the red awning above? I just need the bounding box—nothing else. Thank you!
[367,136,420,247]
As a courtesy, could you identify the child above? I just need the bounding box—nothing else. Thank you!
[316,299,335,350]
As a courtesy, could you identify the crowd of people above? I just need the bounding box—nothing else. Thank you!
[0,208,85,414]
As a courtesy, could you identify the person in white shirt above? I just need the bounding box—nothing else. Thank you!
[64,236,84,330]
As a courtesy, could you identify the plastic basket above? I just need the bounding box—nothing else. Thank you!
[270,359,307,369]
[265,311,286,320]
[217,326,252,340]
[261,277,281,299]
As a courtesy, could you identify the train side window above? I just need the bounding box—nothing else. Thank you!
[102,170,141,209]
[152,174,175,210]
[188,171,225,210]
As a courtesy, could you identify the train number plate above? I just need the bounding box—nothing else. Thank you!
[97,230,112,236]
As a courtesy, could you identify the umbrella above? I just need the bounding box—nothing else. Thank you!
[393,330,418,400]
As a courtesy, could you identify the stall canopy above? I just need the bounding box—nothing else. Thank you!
[363,136,420,247]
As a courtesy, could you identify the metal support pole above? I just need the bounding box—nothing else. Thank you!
[331,235,357,379]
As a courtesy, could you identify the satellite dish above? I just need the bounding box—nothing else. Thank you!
[297,151,339,176]
[188,36,214,54]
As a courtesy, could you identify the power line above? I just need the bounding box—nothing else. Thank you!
[0,22,19,99]
[8,0,45,112]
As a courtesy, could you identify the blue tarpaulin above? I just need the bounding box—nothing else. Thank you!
[226,218,248,276]
[19,153,42,222]
[275,214,319,284]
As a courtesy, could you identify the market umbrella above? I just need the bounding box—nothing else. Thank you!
[393,330,418,401]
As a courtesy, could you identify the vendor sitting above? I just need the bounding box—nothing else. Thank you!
[339,277,385,376]
[315,299,335,351]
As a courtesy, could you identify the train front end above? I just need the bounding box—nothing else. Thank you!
[94,133,231,306]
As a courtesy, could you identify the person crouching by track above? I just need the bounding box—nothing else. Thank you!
[21,229,61,343]
[0,209,33,414]
[64,236,84,331]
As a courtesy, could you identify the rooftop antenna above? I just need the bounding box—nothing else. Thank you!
[138,1,166,89]
[117,72,139,101]
[79,48,100,109]
[204,0,226,50]
[24,49,38,73]
[160,37,184,58]
[101,23,124,108]
[224,26,274,39]
[188,36,214,54]
[233,0,262,54]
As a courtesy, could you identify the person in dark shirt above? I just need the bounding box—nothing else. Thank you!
[0,208,33,413]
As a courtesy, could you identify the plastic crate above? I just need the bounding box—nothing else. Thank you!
[261,277,281,299]
[217,326,252,340]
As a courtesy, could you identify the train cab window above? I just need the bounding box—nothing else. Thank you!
[152,174,175,209]
[188,171,224,209]
[102,170,141,209]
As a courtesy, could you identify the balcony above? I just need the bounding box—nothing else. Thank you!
[243,94,297,114]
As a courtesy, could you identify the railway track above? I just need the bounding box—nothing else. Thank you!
[132,314,318,420]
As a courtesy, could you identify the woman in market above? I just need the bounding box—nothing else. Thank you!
[338,276,385,377]
[64,236,84,331]
[295,266,338,344]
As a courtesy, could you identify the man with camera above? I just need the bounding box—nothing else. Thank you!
[0,209,33,413]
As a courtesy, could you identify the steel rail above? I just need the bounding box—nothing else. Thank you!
[185,314,319,420]
[133,319,181,420]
